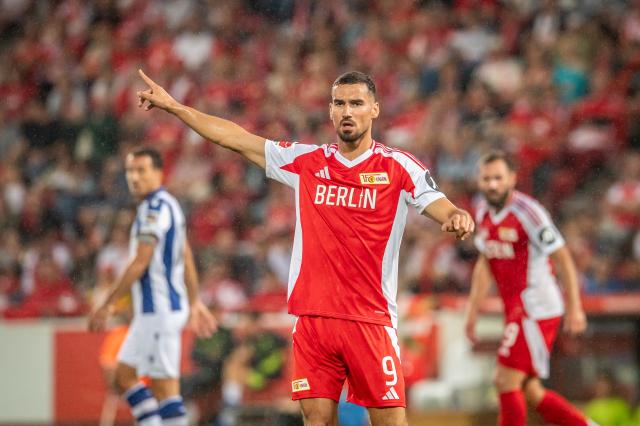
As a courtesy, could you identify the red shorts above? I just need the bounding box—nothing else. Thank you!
[291,316,406,408]
[497,316,561,379]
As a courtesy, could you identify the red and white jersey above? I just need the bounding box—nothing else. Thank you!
[474,191,565,321]
[265,139,445,328]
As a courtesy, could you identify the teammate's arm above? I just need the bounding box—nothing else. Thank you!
[88,239,156,332]
[184,240,217,338]
[422,197,475,240]
[550,245,587,335]
[464,254,493,344]
[137,69,266,168]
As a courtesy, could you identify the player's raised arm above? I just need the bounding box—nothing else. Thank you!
[422,197,475,240]
[550,245,587,336]
[137,69,267,168]
[464,254,493,344]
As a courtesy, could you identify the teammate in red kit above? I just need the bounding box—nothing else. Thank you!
[466,151,595,426]
[137,69,474,425]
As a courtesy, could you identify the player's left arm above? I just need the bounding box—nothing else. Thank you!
[88,238,156,332]
[184,240,217,338]
[422,198,475,240]
[550,245,587,335]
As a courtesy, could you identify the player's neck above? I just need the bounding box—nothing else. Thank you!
[337,135,373,160]
[490,190,514,213]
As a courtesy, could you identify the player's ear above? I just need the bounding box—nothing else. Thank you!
[371,101,379,119]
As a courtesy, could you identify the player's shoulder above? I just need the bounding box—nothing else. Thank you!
[473,197,490,223]
[510,191,550,226]
[143,187,181,212]
[372,141,427,172]
[269,139,324,152]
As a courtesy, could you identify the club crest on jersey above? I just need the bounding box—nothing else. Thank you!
[292,378,310,392]
[498,227,518,242]
[359,172,390,185]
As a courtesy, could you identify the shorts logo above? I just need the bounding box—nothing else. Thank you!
[498,227,518,242]
[381,386,400,400]
[292,378,310,392]
[359,172,390,185]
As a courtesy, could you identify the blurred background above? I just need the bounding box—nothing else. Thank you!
[1,0,640,425]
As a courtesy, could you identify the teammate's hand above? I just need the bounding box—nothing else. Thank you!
[442,209,475,240]
[464,314,478,344]
[137,69,179,112]
[188,300,217,338]
[88,305,111,332]
[564,307,587,336]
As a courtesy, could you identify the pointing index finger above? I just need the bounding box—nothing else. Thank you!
[138,69,157,88]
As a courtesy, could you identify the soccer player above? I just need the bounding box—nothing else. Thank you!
[136,69,474,426]
[466,151,594,426]
[89,148,216,426]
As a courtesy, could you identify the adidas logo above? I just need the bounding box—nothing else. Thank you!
[381,386,400,401]
[314,166,331,180]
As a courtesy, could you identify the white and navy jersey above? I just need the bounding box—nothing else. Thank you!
[129,187,188,318]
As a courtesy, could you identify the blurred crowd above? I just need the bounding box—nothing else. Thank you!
[2,0,640,318]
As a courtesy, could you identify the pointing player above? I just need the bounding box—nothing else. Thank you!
[466,151,594,426]
[136,69,474,426]
[89,148,216,426]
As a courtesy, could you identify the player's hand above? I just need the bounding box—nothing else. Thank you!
[564,307,587,336]
[188,300,217,338]
[464,313,478,345]
[442,209,475,240]
[137,69,179,112]
[88,305,111,332]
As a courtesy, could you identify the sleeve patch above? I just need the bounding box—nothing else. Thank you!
[425,170,438,191]
[539,227,556,245]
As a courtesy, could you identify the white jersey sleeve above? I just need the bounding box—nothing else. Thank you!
[403,162,445,213]
[512,195,565,255]
[264,139,321,188]
[137,199,171,241]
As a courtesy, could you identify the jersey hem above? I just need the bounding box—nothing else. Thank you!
[290,310,393,328]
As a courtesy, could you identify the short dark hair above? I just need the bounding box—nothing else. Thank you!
[131,147,163,169]
[479,150,517,171]
[332,71,377,99]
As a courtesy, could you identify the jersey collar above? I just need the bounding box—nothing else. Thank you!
[333,140,375,168]
[144,186,165,201]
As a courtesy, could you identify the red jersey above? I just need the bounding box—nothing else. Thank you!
[265,140,444,328]
[474,191,565,321]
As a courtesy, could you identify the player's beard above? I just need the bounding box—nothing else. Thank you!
[337,126,367,143]
[485,189,511,210]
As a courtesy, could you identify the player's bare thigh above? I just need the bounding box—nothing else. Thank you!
[368,406,407,426]
[493,364,527,393]
[299,397,338,426]
[114,361,138,393]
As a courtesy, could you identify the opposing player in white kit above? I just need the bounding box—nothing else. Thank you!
[89,148,216,426]
[466,151,594,426]
[135,69,474,426]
